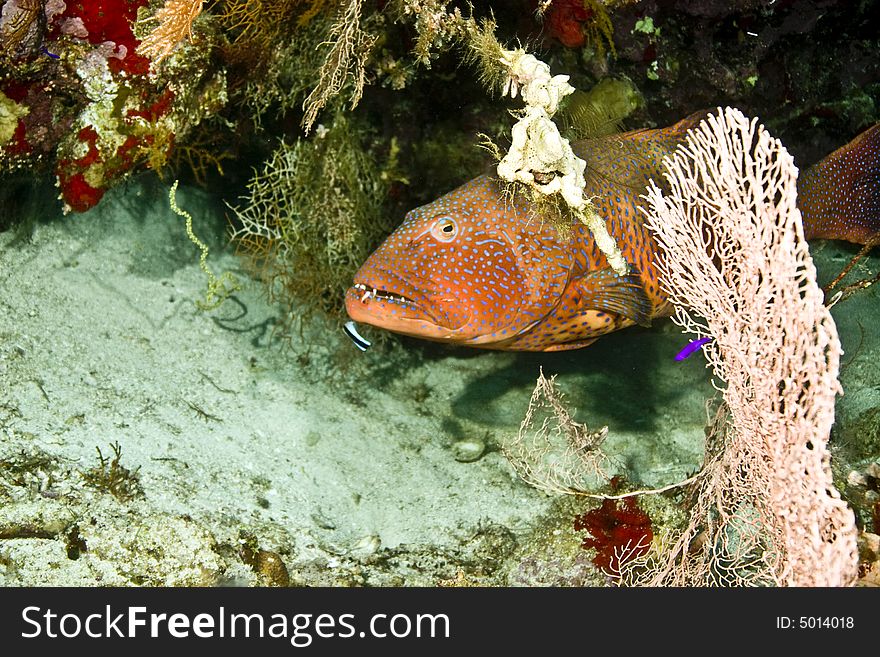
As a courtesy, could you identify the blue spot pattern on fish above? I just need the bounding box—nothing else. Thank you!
[346,112,880,351]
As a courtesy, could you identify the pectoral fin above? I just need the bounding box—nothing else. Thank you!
[577,267,653,327]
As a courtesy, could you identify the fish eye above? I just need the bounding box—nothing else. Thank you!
[430,216,458,242]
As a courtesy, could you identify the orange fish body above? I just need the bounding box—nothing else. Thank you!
[346,112,880,351]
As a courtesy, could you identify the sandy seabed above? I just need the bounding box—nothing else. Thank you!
[0,175,876,586]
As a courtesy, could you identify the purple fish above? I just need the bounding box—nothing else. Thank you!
[674,336,713,361]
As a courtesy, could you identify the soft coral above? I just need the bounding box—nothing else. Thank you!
[574,496,653,576]
[542,0,593,48]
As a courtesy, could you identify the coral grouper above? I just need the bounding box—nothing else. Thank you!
[346,111,880,351]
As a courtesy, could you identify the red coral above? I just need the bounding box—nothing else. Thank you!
[574,496,653,575]
[542,0,593,48]
[54,85,176,212]
[57,0,151,75]
[125,88,175,122]
[56,127,104,211]
[74,127,101,166]
[59,172,105,213]
[5,120,32,155]
[116,134,141,167]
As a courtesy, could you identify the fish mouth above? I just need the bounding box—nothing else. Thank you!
[345,280,461,338]
[345,282,430,323]
[349,283,419,307]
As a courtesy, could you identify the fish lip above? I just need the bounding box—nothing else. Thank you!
[345,286,450,337]
[345,281,435,323]
[348,267,449,324]
[347,282,421,311]
[345,275,461,331]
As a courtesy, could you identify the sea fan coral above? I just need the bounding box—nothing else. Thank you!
[641,107,859,586]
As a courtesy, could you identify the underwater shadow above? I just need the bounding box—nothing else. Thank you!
[448,320,703,433]
[0,173,60,243]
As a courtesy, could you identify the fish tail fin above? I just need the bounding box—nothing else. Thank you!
[799,123,880,245]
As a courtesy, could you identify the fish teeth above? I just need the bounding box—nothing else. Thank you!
[353,283,406,304]
[353,283,373,303]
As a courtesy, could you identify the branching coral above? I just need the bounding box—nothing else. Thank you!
[397,0,471,67]
[230,113,388,320]
[217,0,315,48]
[136,0,205,66]
[0,0,45,62]
[214,0,345,129]
[81,442,143,502]
[301,0,376,134]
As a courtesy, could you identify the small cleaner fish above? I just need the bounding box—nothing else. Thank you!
[345,111,880,351]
